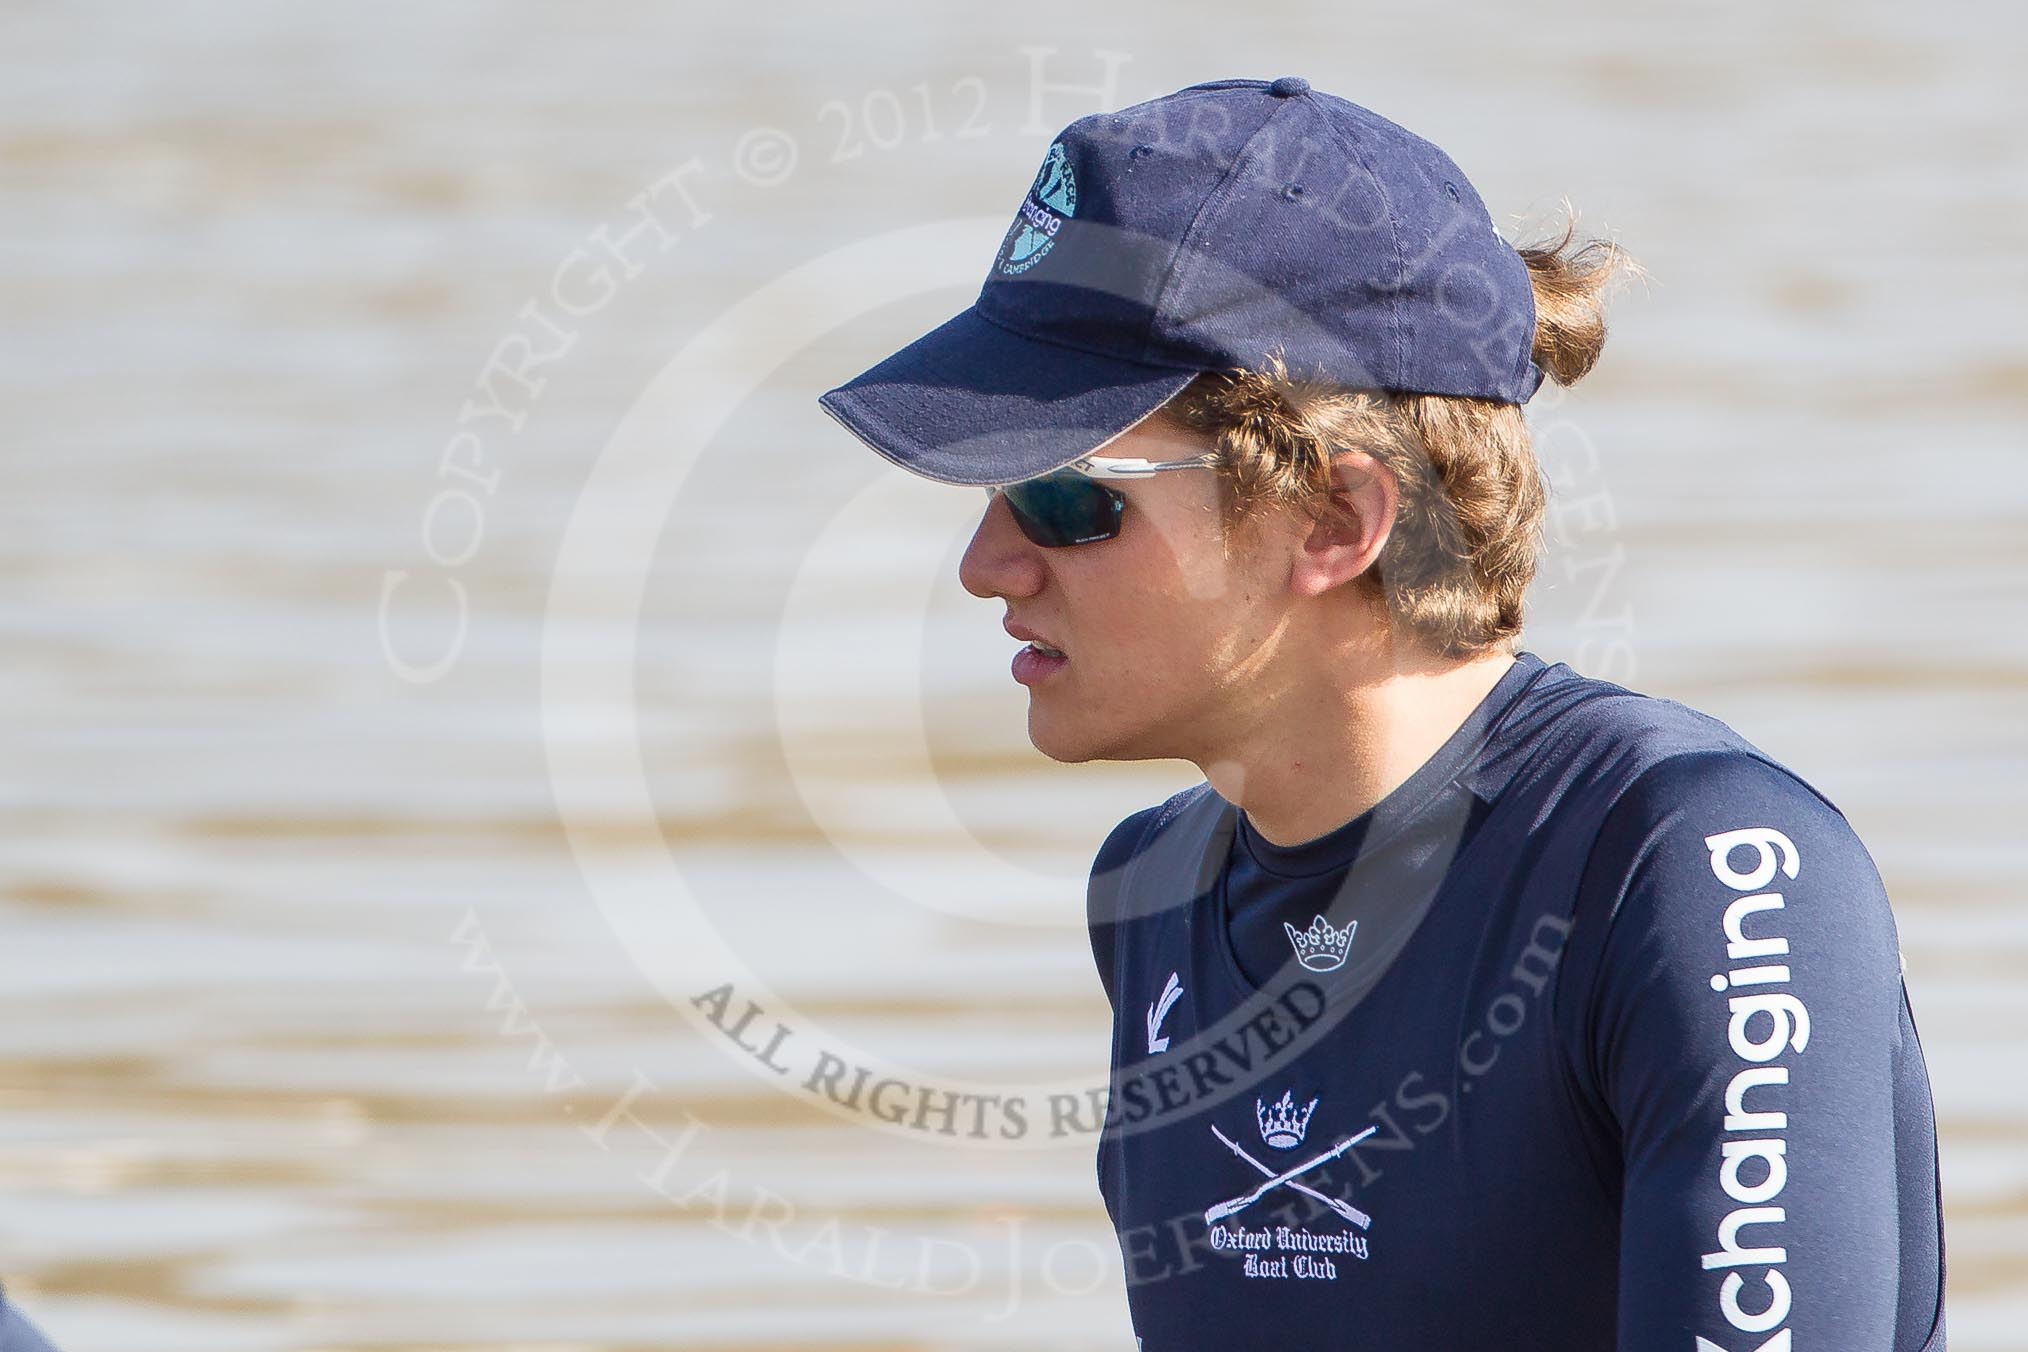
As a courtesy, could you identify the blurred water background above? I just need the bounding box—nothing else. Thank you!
[2,1,2023,1348]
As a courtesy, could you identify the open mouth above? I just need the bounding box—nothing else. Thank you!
[1012,641,1069,686]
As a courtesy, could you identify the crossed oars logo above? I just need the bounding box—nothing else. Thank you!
[1205,1122,1375,1229]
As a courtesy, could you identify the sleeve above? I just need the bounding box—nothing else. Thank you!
[1574,750,1916,1351]
[1086,807,1157,1014]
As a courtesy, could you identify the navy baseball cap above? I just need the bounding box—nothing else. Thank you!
[818,76,1544,488]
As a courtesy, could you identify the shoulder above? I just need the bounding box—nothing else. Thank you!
[1087,782,1219,924]
[1092,782,1217,870]
[1526,674,1899,1020]
[1499,658,1856,851]
[1588,747,1862,894]
[1513,658,1769,772]
[1571,745,1898,998]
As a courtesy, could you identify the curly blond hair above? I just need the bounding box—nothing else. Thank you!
[1156,211,1640,659]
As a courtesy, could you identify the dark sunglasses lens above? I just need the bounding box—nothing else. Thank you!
[1001,475,1124,547]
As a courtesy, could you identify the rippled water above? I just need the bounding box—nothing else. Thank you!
[2,2,2024,1347]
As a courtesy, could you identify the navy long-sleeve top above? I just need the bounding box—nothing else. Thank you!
[1085,650,1946,1351]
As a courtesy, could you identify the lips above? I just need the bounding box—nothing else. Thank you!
[1004,619,1067,659]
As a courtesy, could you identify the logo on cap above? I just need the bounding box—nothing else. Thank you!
[996,141,1077,276]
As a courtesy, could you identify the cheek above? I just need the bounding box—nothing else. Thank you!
[1067,507,1268,666]
[1123,514,1244,606]
[1172,548,1274,631]
[1106,586,1233,675]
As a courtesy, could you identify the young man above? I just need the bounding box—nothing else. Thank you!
[819,77,1946,1351]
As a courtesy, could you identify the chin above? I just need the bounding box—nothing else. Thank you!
[1025,723,1096,764]
[1026,708,1155,766]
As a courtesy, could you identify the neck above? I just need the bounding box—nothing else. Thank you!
[1199,642,1519,848]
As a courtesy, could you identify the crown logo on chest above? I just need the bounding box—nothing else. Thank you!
[1256,1090,1320,1149]
[1284,914,1357,973]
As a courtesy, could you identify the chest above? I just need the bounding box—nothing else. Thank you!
[1096,818,1622,1345]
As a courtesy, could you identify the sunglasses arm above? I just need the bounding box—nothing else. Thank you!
[983,452,1214,492]
[1066,452,1215,479]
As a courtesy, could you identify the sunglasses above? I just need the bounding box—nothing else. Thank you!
[982,451,1215,548]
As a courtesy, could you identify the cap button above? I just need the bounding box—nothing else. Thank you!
[1268,76,1310,98]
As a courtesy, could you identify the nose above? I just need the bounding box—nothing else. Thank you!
[960,489,1046,601]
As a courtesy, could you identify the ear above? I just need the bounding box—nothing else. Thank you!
[1287,450,1397,599]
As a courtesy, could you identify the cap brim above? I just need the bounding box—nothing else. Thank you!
[818,308,1200,487]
